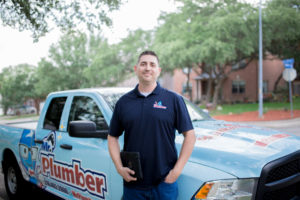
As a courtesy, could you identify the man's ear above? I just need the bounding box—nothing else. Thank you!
[134,65,137,72]
[157,66,162,76]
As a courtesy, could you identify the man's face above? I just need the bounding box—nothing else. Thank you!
[134,54,161,84]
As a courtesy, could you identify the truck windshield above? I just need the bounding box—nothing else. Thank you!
[101,92,211,121]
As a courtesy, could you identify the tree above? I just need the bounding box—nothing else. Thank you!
[0,64,36,114]
[47,31,91,89]
[83,29,154,87]
[33,58,61,113]
[117,29,155,70]
[154,0,257,105]
[0,0,121,40]
[263,0,300,91]
[83,38,123,87]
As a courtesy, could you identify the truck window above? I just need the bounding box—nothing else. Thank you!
[68,96,108,131]
[43,97,67,130]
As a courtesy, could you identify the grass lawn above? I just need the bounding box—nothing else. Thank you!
[0,113,39,120]
[208,96,300,116]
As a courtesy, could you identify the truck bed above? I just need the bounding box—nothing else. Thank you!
[1,120,38,130]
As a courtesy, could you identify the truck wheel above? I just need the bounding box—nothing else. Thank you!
[4,159,29,200]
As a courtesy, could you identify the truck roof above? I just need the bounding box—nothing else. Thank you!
[47,87,133,96]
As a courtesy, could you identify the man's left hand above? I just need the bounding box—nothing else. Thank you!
[164,169,179,184]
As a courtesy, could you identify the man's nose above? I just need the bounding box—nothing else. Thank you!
[145,63,151,70]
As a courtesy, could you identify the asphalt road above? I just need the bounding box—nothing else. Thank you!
[0,174,7,200]
[246,117,300,136]
[0,118,299,200]
[0,173,62,200]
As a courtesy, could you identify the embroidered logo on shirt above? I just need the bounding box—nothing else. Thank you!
[153,101,167,109]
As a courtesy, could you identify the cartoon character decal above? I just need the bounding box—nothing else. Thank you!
[18,129,56,186]
[35,131,57,188]
[18,129,38,183]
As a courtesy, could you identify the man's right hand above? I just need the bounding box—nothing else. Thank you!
[118,167,137,182]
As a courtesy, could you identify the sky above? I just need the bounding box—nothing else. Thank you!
[0,0,178,71]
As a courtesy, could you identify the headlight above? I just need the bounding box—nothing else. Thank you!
[193,178,257,200]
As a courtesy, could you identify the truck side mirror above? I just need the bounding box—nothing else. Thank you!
[69,121,108,139]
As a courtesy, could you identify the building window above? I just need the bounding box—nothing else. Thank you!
[182,82,192,94]
[232,80,245,94]
[232,59,247,70]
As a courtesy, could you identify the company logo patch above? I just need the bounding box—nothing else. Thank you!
[41,131,56,152]
[153,101,167,109]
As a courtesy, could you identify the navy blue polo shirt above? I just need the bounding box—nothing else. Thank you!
[109,83,193,189]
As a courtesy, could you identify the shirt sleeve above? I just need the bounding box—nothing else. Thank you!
[174,95,194,133]
[109,100,124,137]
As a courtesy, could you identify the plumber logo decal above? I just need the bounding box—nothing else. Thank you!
[41,153,108,199]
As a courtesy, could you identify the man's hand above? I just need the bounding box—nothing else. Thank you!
[164,130,196,184]
[108,135,137,182]
[118,167,137,182]
[164,169,179,184]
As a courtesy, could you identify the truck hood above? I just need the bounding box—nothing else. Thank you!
[176,120,300,178]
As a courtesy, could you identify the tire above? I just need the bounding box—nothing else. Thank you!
[3,159,30,200]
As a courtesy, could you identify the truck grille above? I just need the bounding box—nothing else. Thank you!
[255,150,300,200]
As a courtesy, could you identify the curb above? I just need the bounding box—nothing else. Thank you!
[244,117,300,128]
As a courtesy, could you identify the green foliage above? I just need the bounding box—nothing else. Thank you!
[117,29,154,70]
[0,64,36,114]
[0,0,121,40]
[209,96,300,116]
[263,0,300,71]
[35,59,60,98]
[48,31,90,89]
[83,40,123,87]
[155,0,257,68]
[154,0,258,103]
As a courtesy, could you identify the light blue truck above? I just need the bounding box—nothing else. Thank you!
[1,88,300,200]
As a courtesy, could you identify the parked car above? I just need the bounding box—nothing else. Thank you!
[7,105,37,115]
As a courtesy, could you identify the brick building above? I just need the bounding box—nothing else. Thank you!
[119,55,296,104]
[161,55,289,103]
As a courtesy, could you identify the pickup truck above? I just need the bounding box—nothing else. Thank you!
[1,88,300,200]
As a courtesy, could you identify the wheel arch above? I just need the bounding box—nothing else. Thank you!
[2,148,19,172]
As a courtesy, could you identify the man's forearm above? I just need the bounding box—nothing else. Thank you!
[108,135,137,182]
[107,135,123,172]
[166,129,196,182]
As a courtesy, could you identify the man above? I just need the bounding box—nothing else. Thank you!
[108,50,196,200]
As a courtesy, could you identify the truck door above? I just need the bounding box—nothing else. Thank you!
[34,96,72,198]
[60,95,111,199]
[57,95,116,200]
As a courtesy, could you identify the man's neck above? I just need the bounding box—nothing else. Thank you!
[138,82,157,93]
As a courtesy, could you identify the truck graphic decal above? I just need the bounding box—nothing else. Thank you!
[41,153,108,199]
[254,133,291,147]
[41,131,56,152]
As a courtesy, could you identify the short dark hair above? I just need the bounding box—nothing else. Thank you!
[137,50,159,64]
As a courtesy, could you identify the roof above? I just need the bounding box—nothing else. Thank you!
[48,87,133,96]
[194,72,216,80]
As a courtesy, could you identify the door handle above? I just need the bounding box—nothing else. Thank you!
[60,144,73,150]
[34,139,43,144]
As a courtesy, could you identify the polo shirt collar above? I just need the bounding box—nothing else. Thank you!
[134,82,162,97]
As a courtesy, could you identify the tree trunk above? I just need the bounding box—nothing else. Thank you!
[204,68,213,105]
[34,98,41,115]
[186,67,193,102]
[212,78,225,107]
[273,73,282,93]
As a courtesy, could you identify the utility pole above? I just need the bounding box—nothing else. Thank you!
[258,0,263,118]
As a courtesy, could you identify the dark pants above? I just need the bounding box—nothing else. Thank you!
[123,181,178,200]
